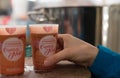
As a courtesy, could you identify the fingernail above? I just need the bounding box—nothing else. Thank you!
[44,60,51,66]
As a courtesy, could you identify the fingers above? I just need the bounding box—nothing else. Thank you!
[56,34,71,52]
[58,34,72,40]
[44,49,70,66]
[56,36,64,52]
[45,34,73,66]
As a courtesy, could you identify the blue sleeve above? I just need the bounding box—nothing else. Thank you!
[89,45,120,78]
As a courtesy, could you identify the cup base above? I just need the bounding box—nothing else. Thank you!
[34,69,52,73]
[0,71,24,76]
[34,66,54,73]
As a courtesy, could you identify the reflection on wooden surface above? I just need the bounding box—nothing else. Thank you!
[0,57,91,78]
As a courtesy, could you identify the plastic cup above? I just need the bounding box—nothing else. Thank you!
[0,25,26,75]
[29,24,58,72]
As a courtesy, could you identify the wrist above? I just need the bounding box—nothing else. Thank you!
[88,46,99,67]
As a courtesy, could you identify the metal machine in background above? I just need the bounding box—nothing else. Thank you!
[28,1,102,46]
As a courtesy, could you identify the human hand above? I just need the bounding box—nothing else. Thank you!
[44,34,98,67]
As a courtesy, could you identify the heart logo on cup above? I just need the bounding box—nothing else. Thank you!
[43,26,52,32]
[6,28,16,34]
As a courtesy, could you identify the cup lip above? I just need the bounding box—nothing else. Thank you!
[29,24,59,27]
[0,25,26,28]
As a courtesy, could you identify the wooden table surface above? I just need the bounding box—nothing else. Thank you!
[0,57,91,78]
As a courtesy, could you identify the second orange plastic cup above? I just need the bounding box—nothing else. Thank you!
[29,24,58,72]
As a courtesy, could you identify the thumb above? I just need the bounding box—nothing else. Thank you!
[44,49,69,66]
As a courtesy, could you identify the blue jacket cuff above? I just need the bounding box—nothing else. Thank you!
[89,45,120,78]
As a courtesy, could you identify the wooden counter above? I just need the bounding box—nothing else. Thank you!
[0,57,91,78]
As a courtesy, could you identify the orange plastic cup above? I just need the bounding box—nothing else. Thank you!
[0,25,26,75]
[29,24,58,72]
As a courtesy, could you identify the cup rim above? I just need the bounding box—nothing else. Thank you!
[29,24,59,27]
[0,25,26,28]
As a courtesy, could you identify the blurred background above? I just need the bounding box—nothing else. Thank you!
[0,0,120,54]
